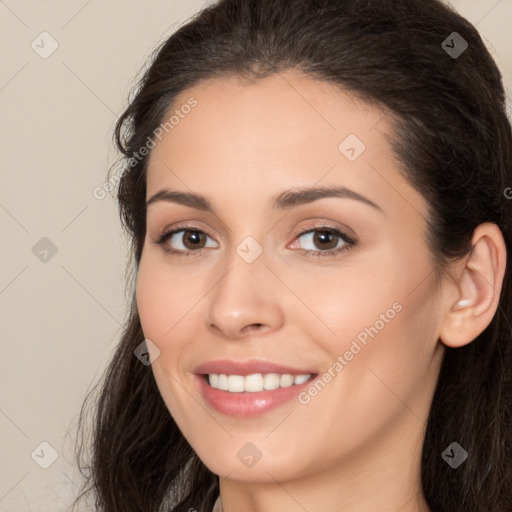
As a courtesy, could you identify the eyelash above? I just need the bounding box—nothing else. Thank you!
[153,223,357,259]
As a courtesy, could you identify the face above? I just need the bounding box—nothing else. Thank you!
[136,71,446,484]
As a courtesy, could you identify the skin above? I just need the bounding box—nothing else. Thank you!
[135,70,506,512]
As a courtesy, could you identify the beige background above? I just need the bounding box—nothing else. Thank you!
[1,1,511,510]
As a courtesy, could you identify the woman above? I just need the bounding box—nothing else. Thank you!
[73,0,512,510]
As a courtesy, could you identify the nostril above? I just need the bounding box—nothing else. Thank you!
[242,323,264,333]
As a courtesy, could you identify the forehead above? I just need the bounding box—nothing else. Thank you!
[145,71,427,222]
[148,71,386,168]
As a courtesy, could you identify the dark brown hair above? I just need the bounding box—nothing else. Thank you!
[72,0,512,510]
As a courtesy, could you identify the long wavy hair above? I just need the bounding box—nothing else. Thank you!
[72,0,512,510]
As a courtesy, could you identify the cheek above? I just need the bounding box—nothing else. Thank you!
[292,247,400,349]
[310,243,439,396]
[136,261,168,341]
[135,258,200,430]
[136,254,199,343]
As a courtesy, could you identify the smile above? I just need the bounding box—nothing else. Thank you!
[196,373,318,418]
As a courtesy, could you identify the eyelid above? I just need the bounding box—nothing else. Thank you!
[156,221,218,240]
[294,219,357,241]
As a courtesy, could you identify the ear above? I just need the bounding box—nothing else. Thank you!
[439,222,507,348]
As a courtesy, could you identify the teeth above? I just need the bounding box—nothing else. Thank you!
[207,373,313,392]
[218,374,228,391]
[293,374,310,385]
[227,375,245,392]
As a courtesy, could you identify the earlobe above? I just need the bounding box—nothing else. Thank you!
[439,222,507,349]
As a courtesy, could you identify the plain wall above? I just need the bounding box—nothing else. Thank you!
[1,1,511,510]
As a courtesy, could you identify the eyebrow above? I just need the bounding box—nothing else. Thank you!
[146,185,383,213]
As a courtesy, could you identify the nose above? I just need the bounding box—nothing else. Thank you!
[206,250,285,341]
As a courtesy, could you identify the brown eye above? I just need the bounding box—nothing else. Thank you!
[180,230,207,250]
[311,230,339,251]
[295,228,352,254]
[156,228,218,256]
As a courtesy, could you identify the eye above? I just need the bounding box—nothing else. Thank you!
[154,227,217,257]
[290,227,356,258]
[153,224,357,259]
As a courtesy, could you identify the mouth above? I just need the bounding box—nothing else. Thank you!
[195,372,318,418]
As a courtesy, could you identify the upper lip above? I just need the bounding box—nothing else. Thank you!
[194,359,317,376]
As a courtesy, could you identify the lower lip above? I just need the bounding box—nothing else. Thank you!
[195,374,317,418]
